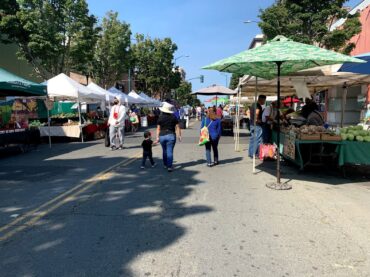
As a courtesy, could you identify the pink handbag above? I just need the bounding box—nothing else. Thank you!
[259,144,276,161]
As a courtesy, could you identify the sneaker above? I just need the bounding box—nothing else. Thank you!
[207,163,213,167]
[118,145,124,150]
[167,167,173,172]
[151,163,157,168]
[110,146,116,151]
[214,161,219,166]
[140,166,145,169]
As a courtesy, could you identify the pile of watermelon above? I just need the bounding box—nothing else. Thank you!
[340,125,370,142]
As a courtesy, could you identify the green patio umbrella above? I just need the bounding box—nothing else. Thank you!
[203,36,365,190]
[0,68,46,97]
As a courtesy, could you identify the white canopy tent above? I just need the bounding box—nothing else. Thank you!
[128,90,151,105]
[108,87,141,105]
[45,73,105,143]
[46,73,104,102]
[86,82,109,110]
[139,92,162,107]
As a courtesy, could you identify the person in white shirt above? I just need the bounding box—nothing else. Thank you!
[108,98,127,150]
[196,106,202,121]
[261,101,275,143]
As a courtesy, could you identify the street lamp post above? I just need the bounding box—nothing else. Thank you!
[128,38,137,93]
[174,55,189,66]
[221,73,229,87]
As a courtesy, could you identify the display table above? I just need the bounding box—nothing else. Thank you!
[39,125,82,138]
[0,128,40,148]
[272,131,342,170]
[337,141,370,166]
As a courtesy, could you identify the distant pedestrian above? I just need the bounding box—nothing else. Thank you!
[216,104,223,119]
[108,97,126,150]
[155,102,182,172]
[196,106,202,120]
[141,131,156,169]
[201,108,222,167]
[129,111,139,132]
[248,95,266,158]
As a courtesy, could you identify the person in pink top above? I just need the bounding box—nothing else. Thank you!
[216,105,223,119]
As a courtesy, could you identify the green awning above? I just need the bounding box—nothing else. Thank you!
[0,68,47,97]
[203,36,365,79]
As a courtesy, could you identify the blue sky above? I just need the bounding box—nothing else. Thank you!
[87,0,360,100]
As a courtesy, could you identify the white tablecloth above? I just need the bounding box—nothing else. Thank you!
[39,125,82,138]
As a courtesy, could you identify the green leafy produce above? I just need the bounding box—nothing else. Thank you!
[356,125,363,131]
[364,136,370,142]
[347,134,354,141]
[29,120,43,127]
[356,136,364,142]
[341,133,348,140]
[360,130,368,136]
[340,128,347,134]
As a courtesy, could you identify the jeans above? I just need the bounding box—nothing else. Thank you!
[110,125,125,147]
[159,134,176,168]
[141,151,154,167]
[205,137,219,164]
[262,123,272,144]
[248,125,263,157]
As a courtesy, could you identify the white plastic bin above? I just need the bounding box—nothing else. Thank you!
[141,116,148,127]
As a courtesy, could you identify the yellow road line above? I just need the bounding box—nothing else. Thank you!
[0,152,141,241]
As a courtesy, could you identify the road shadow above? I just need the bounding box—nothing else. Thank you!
[177,157,243,169]
[0,141,101,161]
[0,157,212,276]
[255,158,370,186]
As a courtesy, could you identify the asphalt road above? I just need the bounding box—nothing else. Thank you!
[1,121,370,276]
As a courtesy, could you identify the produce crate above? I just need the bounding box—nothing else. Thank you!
[321,133,342,141]
[298,133,321,140]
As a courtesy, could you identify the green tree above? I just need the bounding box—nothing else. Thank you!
[92,11,131,88]
[175,81,198,106]
[258,0,361,53]
[0,0,97,79]
[229,73,244,90]
[131,34,181,99]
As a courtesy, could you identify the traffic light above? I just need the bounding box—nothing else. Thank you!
[200,75,204,83]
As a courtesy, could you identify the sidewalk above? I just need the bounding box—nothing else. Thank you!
[1,120,370,276]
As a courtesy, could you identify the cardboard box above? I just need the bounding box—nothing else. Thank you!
[298,133,321,140]
[321,133,342,141]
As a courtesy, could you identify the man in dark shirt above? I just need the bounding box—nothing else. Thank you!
[248,95,266,158]
[141,131,156,169]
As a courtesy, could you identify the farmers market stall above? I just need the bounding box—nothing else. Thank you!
[45,74,105,142]
[0,68,47,151]
[39,124,84,138]
[273,125,370,170]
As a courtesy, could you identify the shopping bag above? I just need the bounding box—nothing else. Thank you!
[198,126,210,146]
[105,128,110,147]
[198,119,212,146]
[259,144,276,161]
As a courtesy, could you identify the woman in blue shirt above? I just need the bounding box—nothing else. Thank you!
[201,108,222,167]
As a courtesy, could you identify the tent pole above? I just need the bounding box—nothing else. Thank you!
[253,77,258,174]
[341,83,347,128]
[78,100,84,143]
[235,86,241,151]
[47,108,51,149]
[276,64,281,184]
[238,86,242,151]
[266,61,291,190]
